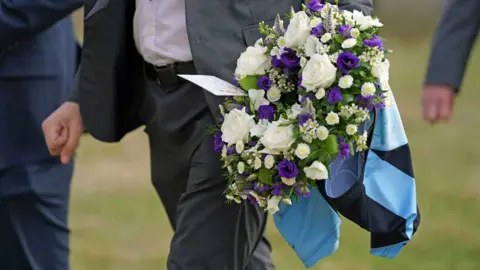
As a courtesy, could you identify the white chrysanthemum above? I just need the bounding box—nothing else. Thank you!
[264,155,275,169]
[277,37,286,48]
[254,157,262,170]
[346,124,358,135]
[320,33,332,43]
[266,86,282,102]
[235,141,245,154]
[341,38,357,49]
[326,111,340,125]
[315,88,326,99]
[295,143,311,160]
[350,28,360,38]
[338,75,354,89]
[309,17,323,28]
[237,162,245,174]
[361,82,376,97]
[316,126,329,140]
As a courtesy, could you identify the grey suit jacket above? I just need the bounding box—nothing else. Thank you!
[74,0,373,143]
[425,0,480,92]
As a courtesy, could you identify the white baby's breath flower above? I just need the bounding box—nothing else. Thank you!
[267,196,282,214]
[350,28,360,38]
[315,88,326,100]
[326,111,340,125]
[237,162,245,174]
[294,143,311,160]
[338,75,354,89]
[254,157,262,170]
[264,155,275,169]
[346,124,358,135]
[320,33,332,43]
[341,38,357,49]
[316,126,329,140]
[266,86,282,102]
[361,82,376,97]
[304,161,329,180]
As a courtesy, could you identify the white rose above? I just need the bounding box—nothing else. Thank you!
[284,11,311,48]
[250,119,269,138]
[221,108,255,145]
[295,143,311,160]
[260,121,296,154]
[341,38,357,49]
[301,54,337,91]
[304,161,329,180]
[248,89,270,110]
[235,46,271,77]
[326,111,340,125]
[235,141,245,153]
[315,88,326,100]
[267,196,282,214]
[346,124,358,135]
[266,86,282,102]
[361,82,376,97]
[338,75,354,89]
[304,35,321,57]
[264,155,275,169]
[316,126,329,140]
[320,33,332,43]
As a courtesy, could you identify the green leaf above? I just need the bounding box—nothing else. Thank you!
[258,167,273,185]
[334,34,344,44]
[343,94,354,103]
[325,134,339,156]
[238,76,260,91]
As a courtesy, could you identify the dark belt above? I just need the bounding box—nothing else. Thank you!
[144,61,196,86]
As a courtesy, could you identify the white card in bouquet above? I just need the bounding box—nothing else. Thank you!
[178,74,247,96]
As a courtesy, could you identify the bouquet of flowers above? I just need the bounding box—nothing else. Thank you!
[211,0,390,214]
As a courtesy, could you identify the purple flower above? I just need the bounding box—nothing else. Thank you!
[339,25,352,38]
[227,147,235,155]
[233,77,240,87]
[254,182,271,192]
[297,114,311,126]
[311,23,323,37]
[258,105,276,121]
[375,102,386,109]
[337,51,360,74]
[272,183,286,196]
[327,87,343,104]
[271,57,283,68]
[307,0,324,13]
[338,136,350,159]
[357,95,374,111]
[295,186,312,198]
[213,131,223,153]
[298,76,303,88]
[247,195,259,205]
[257,76,272,91]
[250,141,258,147]
[277,159,299,179]
[363,35,384,50]
[280,48,300,68]
[300,94,315,103]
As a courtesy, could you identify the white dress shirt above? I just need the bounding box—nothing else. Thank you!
[133,0,193,66]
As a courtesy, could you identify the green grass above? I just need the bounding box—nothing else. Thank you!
[69,15,480,269]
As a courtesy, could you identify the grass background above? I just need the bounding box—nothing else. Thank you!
[69,6,480,269]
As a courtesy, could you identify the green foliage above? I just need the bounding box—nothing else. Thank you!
[258,167,274,185]
[238,75,260,91]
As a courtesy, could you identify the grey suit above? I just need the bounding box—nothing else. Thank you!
[425,0,480,91]
[73,0,373,269]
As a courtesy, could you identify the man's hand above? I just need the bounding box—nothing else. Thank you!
[422,84,456,124]
[42,102,84,164]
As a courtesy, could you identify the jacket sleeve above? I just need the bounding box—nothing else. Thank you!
[424,0,480,92]
[0,0,83,49]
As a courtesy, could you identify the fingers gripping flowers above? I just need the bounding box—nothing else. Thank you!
[212,1,389,214]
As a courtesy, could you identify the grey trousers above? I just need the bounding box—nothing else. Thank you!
[143,75,274,270]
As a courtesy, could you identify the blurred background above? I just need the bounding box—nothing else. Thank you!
[70,1,480,269]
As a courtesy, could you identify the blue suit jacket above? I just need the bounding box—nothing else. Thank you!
[0,0,83,172]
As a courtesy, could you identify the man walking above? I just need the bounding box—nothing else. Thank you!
[423,0,480,123]
[0,1,82,269]
[42,0,374,269]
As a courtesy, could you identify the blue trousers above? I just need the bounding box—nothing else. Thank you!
[0,158,73,270]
